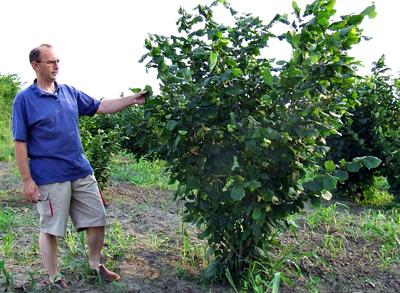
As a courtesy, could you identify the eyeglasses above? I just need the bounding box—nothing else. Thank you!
[37,59,60,65]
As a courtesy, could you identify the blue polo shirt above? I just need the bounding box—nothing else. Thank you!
[12,81,101,185]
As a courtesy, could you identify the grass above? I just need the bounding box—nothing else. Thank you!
[0,259,14,291]
[360,208,400,270]
[0,207,17,230]
[0,143,12,162]
[110,152,175,190]
[178,220,208,273]
[0,208,18,290]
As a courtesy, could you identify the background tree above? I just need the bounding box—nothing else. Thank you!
[0,74,21,160]
[80,115,122,193]
[327,56,400,201]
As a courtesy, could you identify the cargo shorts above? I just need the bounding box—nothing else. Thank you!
[36,174,106,237]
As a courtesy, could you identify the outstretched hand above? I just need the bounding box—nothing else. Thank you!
[130,90,147,105]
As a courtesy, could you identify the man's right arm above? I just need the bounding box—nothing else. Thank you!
[14,141,39,203]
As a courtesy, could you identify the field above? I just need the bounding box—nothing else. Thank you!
[0,155,399,292]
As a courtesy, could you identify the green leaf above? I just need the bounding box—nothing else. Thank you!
[311,197,321,208]
[346,161,361,172]
[245,180,261,192]
[193,48,207,58]
[129,87,141,93]
[262,66,273,86]
[307,51,321,65]
[254,246,266,258]
[333,170,349,181]
[357,156,382,170]
[144,85,153,96]
[292,1,300,17]
[178,130,188,136]
[322,175,337,191]
[271,272,281,293]
[361,5,377,19]
[230,186,245,201]
[173,135,181,148]
[231,68,243,77]
[330,20,348,30]
[271,13,290,25]
[252,223,260,237]
[209,52,218,71]
[166,120,178,131]
[231,155,240,171]
[324,160,336,172]
[262,190,274,202]
[252,207,261,220]
[303,177,324,192]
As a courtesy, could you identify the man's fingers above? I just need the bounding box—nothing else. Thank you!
[137,90,147,97]
[25,192,39,203]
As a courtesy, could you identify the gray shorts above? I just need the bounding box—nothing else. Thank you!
[37,174,106,237]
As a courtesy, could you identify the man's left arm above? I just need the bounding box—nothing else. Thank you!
[96,91,147,114]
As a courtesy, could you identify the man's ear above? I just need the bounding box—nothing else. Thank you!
[31,62,39,72]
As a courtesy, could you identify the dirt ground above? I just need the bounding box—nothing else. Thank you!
[1,161,399,292]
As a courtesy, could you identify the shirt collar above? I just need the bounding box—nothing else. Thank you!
[32,79,60,97]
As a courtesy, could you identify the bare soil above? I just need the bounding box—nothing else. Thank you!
[0,161,399,292]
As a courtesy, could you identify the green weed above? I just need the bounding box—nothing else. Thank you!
[147,232,170,250]
[176,220,208,279]
[0,259,14,290]
[377,243,398,270]
[104,221,137,261]
[231,241,325,292]
[306,204,339,231]
[304,275,321,293]
[64,228,86,256]
[361,209,400,243]
[322,233,346,258]
[60,227,98,281]
[179,221,207,268]
[357,177,394,206]
[0,207,16,231]
[361,209,400,268]
[1,232,15,258]
[237,263,282,293]
[28,270,39,290]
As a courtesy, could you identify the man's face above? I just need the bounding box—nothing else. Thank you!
[32,47,60,82]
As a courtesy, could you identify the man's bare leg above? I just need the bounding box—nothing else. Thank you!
[86,226,105,269]
[39,232,58,278]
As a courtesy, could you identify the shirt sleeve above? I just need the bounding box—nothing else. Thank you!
[12,94,28,142]
[72,87,101,116]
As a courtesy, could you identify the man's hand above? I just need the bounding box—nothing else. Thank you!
[14,141,39,203]
[23,178,40,203]
[131,90,147,105]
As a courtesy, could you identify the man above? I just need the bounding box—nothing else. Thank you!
[12,44,147,289]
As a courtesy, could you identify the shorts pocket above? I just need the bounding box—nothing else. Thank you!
[37,193,54,217]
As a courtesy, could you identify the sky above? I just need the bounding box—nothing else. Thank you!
[0,0,397,99]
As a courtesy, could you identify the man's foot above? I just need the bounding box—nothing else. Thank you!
[50,274,68,289]
[92,264,120,282]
